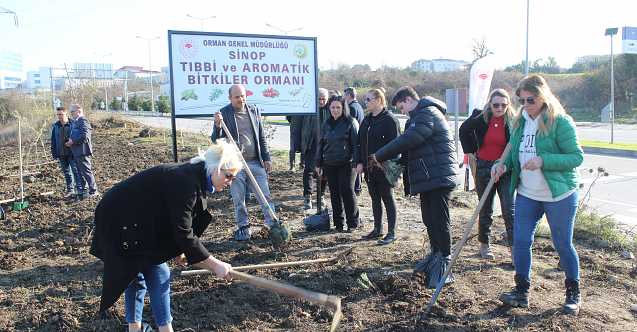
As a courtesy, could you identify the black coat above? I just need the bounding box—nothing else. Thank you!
[316,116,359,167]
[459,109,510,154]
[90,161,213,312]
[348,100,365,124]
[300,106,330,155]
[375,97,457,194]
[356,109,401,167]
[286,115,303,152]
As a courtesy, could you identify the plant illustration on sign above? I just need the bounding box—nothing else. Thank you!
[181,89,198,101]
[262,87,280,98]
[289,87,303,96]
[246,90,254,97]
[209,88,223,102]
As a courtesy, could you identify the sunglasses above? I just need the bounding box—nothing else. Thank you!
[518,97,536,105]
[224,173,236,180]
[492,103,508,109]
[365,97,375,103]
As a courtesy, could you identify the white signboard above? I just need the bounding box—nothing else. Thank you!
[168,30,318,117]
[622,26,637,55]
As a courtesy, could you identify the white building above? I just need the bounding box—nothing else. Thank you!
[411,58,469,73]
[0,51,24,89]
[25,67,52,90]
[72,62,112,80]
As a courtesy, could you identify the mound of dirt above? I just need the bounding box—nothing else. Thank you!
[0,114,635,331]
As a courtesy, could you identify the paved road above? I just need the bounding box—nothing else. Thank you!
[128,115,636,227]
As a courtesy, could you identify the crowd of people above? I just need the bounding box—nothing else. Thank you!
[48,74,584,330]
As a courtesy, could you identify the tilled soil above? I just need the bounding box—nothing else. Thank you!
[0,115,636,331]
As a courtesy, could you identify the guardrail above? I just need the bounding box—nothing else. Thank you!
[92,110,171,117]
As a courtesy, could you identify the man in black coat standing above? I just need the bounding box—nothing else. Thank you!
[372,86,458,288]
[344,87,364,196]
[50,106,80,198]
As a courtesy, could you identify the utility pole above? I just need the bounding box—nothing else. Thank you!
[605,27,618,144]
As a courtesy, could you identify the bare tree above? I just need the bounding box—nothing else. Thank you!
[472,37,492,63]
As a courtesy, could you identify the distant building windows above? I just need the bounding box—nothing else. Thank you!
[34,80,41,84]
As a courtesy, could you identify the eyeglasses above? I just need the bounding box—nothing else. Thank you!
[518,97,536,105]
[492,103,508,109]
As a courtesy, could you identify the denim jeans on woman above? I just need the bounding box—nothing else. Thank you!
[475,159,514,245]
[125,263,172,326]
[513,192,580,282]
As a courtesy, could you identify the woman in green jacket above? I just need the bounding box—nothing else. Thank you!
[492,74,583,315]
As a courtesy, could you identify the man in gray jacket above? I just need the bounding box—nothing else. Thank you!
[211,84,275,241]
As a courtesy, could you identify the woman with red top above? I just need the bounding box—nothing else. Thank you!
[459,89,517,261]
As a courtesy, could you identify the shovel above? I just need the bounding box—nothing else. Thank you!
[217,119,290,246]
[423,143,512,317]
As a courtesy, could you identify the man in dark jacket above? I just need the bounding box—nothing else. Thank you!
[286,115,303,171]
[211,84,275,241]
[50,106,80,198]
[299,88,329,210]
[373,86,458,288]
[66,104,99,199]
[344,87,365,196]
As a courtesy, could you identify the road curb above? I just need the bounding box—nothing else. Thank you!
[582,146,637,159]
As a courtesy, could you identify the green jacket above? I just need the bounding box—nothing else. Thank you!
[504,113,583,198]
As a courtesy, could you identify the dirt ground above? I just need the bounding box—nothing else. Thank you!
[0,115,636,331]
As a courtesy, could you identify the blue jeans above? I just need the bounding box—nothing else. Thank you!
[513,192,580,281]
[230,160,275,228]
[58,156,80,193]
[124,263,172,326]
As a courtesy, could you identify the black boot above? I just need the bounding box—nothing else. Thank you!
[500,274,530,308]
[363,219,383,239]
[563,279,581,315]
[378,232,396,245]
[303,195,312,210]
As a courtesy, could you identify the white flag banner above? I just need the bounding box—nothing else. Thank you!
[468,55,496,114]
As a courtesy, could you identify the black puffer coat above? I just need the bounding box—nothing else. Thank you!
[374,97,457,194]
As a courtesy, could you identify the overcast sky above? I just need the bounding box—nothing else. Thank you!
[1,0,636,72]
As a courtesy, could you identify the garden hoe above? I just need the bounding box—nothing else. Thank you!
[179,248,353,276]
[219,120,291,247]
[423,144,512,318]
[229,270,342,332]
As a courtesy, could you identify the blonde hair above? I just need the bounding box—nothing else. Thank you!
[367,88,387,108]
[482,88,516,124]
[513,74,566,135]
[190,141,243,176]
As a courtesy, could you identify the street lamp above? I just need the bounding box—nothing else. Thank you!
[186,14,216,31]
[524,0,530,75]
[136,35,160,112]
[605,27,618,144]
[265,23,303,35]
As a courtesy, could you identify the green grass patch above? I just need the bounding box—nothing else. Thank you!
[265,119,289,125]
[579,140,637,151]
[574,209,636,250]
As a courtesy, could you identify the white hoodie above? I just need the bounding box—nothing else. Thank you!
[517,110,555,201]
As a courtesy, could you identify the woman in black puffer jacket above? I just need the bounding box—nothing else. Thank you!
[356,88,401,244]
[315,95,360,232]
